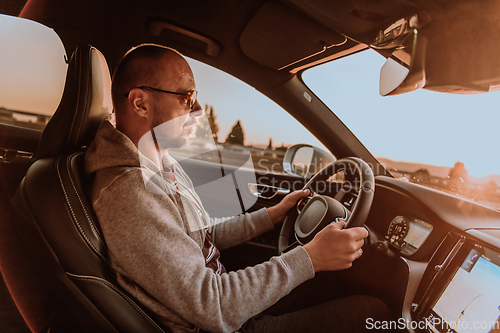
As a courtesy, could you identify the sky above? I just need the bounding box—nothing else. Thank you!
[187,58,327,150]
[0,14,67,115]
[303,50,500,179]
[1,11,498,179]
[190,52,500,179]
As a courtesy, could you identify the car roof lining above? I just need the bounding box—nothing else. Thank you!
[17,0,296,89]
[12,0,399,78]
[7,0,499,91]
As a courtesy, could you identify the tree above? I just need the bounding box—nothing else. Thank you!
[194,104,219,142]
[194,112,211,140]
[485,180,498,194]
[275,143,288,152]
[263,137,274,156]
[225,120,245,145]
[448,161,468,193]
[414,168,430,176]
[266,138,273,150]
[206,104,219,142]
[449,162,468,182]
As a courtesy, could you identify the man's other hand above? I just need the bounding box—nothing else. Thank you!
[303,221,368,272]
[267,189,310,225]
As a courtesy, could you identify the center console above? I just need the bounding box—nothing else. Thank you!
[414,233,500,333]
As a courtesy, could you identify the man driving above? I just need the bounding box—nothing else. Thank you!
[84,44,390,333]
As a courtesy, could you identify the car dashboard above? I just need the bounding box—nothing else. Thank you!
[365,176,500,333]
[386,215,433,256]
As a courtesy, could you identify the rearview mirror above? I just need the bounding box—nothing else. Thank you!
[372,15,428,97]
[283,144,335,178]
[379,29,427,96]
[379,57,409,96]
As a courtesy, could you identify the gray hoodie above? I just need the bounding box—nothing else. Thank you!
[84,120,315,333]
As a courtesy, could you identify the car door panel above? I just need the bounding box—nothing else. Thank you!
[0,124,40,198]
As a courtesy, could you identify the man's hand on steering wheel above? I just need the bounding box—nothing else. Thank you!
[303,221,368,272]
[267,189,310,225]
[277,158,375,270]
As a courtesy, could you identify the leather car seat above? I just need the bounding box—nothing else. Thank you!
[10,44,168,333]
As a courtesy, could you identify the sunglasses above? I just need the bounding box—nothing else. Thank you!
[125,86,198,109]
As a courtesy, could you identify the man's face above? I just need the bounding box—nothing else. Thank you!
[152,100,199,149]
[150,57,203,150]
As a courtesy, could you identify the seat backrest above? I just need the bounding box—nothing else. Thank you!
[9,44,168,333]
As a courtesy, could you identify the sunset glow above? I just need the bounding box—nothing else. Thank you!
[0,14,67,116]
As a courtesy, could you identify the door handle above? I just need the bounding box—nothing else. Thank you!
[0,147,33,163]
[247,183,290,199]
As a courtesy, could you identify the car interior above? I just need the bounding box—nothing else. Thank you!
[1,0,500,333]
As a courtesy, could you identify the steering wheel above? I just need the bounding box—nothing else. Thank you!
[278,157,375,254]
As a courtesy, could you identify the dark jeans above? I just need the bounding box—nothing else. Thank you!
[239,272,393,333]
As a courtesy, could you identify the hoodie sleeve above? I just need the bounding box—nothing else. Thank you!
[171,157,276,251]
[209,208,275,250]
[93,169,315,333]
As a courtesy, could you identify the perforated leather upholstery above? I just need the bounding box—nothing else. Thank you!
[12,45,168,333]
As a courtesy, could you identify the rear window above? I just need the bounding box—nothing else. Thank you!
[0,14,67,130]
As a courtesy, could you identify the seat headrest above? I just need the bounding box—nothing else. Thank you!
[36,44,112,159]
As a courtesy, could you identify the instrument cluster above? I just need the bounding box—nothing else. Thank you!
[386,215,433,255]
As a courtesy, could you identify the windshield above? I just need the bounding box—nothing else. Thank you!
[302,49,500,211]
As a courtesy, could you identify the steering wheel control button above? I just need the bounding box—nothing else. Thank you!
[296,196,312,213]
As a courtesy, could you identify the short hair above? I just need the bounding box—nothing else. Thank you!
[111,44,183,113]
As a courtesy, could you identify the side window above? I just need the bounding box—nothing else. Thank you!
[186,58,329,175]
[0,14,67,131]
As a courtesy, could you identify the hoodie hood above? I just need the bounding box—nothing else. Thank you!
[85,120,152,175]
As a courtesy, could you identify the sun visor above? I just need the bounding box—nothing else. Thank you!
[239,1,346,71]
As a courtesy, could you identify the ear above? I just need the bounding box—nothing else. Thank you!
[127,88,148,118]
